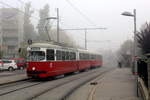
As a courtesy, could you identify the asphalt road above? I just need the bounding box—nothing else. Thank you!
[0,69,26,78]
[0,66,112,100]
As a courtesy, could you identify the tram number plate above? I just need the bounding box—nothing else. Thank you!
[49,63,53,68]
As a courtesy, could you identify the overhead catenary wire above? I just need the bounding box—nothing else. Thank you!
[65,0,97,27]
[0,0,101,31]
[61,27,107,30]
[0,0,107,47]
[1,0,99,28]
[59,26,108,44]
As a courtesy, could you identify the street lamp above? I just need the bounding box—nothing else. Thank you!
[121,9,136,58]
[121,9,138,97]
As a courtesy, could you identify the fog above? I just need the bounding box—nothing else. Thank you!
[1,0,150,67]
[2,0,150,51]
[24,0,150,51]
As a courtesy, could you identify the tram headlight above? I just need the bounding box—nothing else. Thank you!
[32,67,35,70]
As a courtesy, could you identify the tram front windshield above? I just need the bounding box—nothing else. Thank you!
[28,51,45,61]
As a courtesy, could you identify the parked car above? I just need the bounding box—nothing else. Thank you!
[0,59,18,71]
[9,58,27,69]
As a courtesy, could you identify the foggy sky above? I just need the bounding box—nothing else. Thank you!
[1,0,150,51]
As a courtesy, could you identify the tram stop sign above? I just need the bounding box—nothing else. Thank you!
[28,39,32,45]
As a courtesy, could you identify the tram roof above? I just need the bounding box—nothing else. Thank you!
[29,42,101,55]
[30,42,61,48]
[29,42,78,51]
[77,49,101,55]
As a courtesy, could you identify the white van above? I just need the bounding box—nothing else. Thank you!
[0,60,18,71]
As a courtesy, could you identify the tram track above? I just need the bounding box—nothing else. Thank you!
[0,68,101,99]
[0,67,110,100]
[0,78,46,96]
[29,67,113,100]
[61,68,113,100]
[29,69,101,100]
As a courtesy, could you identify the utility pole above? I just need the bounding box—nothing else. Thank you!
[44,20,51,41]
[133,9,137,57]
[45,8,59,43]
[0,10,3,59]
[85,29,87,49]
[57,8,60,43]
[0,27,3,58]
[61,27,107,49]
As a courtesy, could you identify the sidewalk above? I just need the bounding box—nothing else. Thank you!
[94,68,141,100]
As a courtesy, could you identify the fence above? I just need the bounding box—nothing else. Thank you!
[137,55,149,100]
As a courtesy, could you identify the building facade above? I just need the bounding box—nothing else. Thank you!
[0,8,24,57]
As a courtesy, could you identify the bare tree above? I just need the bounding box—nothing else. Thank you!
[37,4,50,41]
[23,2,37,42]
[37,4,80,48]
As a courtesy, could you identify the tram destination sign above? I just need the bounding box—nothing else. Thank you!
[31,47,40,51]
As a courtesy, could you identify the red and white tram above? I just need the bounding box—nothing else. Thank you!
[26,42,102,78]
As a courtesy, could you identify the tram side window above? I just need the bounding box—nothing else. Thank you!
[56,50,62,60]
[65,51,70,60]
[82,53,85,60]
[89,54,92,60]
[46,49,55,60]
[95,55,97,60]
[91,54,95,60]
[93,55,96,60]
[96,55,98,60]
[79,53,87,60]
[85,53,89,60]
[70,52,76,60]
[97,55,101,60]
[98,55,102,60]
[62,51,65,60]
[79,53,83,60]
[82,53,86,60]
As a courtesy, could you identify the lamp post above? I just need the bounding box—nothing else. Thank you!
[0,26,3,59]
[121,9,138,96]
[121,9,136,59]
